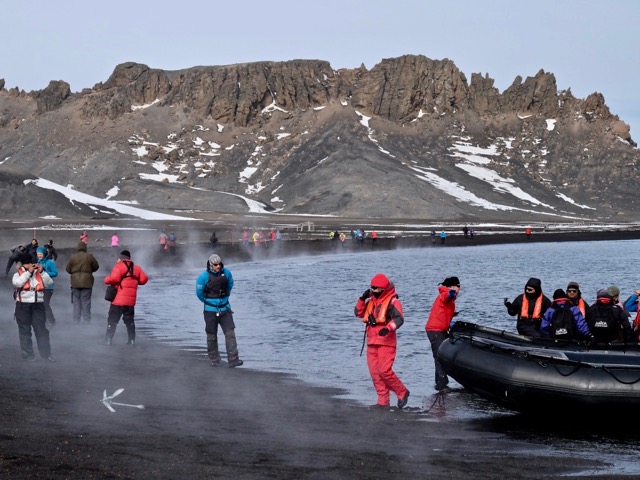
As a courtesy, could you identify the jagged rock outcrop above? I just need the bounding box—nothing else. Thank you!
[0,54,638,221]
[35,80,71,113]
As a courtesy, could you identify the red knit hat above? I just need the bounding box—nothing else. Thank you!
[370,273,390,289]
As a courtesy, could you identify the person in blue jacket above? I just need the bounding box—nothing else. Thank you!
[36,246,58,328]
[196,254,243,367]
[625,289,640,333]
[540,289,591,340]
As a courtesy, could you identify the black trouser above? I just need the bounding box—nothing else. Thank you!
[15,302,51,359]
[204,310,239,362]
[427,330,449,390]
[106,304,136,342]
[43,289,56,326]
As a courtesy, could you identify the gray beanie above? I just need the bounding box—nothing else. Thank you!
[607,285,620,297]
[208,254,222,266]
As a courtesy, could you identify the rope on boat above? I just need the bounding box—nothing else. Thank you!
[601,366,640,385]
[423,390,447,413]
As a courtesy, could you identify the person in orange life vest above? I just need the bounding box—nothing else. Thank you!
[504,277,551,337]
[566,281,589,318]
[103,250,149,345]
[12,253,55,361]
[425,276,460,391]
[371,230,378,245]
[354,273,410,409]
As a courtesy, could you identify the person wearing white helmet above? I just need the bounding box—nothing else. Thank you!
[195,254,243,367]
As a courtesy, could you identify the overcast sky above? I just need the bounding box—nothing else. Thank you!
[3,0,639,141]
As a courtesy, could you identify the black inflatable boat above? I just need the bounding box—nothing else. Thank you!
[438,321,640,415]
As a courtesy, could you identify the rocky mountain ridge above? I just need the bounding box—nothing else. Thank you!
[0,55,638,222]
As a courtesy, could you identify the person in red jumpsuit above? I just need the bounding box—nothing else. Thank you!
[354,273,410,409]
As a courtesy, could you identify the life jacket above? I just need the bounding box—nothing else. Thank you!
[550,304,575,338]
[362,294,396,325]
[635,310,640,331]
[520,295,543,319]
[14,268,44,301]
[574,298,587,318]
[204,271,229,299]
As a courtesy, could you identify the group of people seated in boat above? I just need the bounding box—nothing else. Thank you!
[504,278,640,343]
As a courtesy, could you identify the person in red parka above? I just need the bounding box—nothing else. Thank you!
[102,250,148,345]
[354,273,410,409]
[425,276,460,391]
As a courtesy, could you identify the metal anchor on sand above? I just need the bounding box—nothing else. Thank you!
[101,388,145,413]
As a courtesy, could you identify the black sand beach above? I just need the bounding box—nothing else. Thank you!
[1,226,639,479]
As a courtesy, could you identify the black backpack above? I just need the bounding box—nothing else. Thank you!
[551,305,575,338]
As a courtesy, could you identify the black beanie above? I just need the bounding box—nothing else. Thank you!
[441,276,460,287]
[553,289,566,300]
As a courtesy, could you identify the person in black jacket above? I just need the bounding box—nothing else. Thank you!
[504,277,552,337]
[586,288,634,344]
[44,239,58,261]
[5,245,26,276]
[209,232,218,250]
[25,239,39,262]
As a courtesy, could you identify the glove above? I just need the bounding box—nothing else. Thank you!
[504,298,512,309]
[378,327,389,337]
[360,289,371,301]
[366,314,377,327]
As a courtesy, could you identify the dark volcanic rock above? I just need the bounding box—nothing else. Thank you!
[0,55,638,222]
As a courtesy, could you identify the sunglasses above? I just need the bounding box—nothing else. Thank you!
[211,263,221,267]
[525,287,535,292]
[567,289,578,293]
[370,286,384,292]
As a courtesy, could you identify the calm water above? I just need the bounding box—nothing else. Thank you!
[135,239,640,474]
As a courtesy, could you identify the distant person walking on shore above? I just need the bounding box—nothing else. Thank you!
[167,232,177,256]
[102,250,148,345]
[65,241,99,323]
[196,254,243,367]
[168,232,177,255]
[525,227,532,239]
[371,230,378,245]
[13,253,54,361]
[430,229,436,244]
[111,233,120,254]
[80,231,88,244]
[354,273,410,409]
[209,232,218,250]
[159,231,168,252]
[440,231,446,244]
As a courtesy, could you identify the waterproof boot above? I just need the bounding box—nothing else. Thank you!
[105,323,116,345]
[227,353,244,368]
[207,334,221,366]
[224,330,243,367]
[126,323,136,345]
